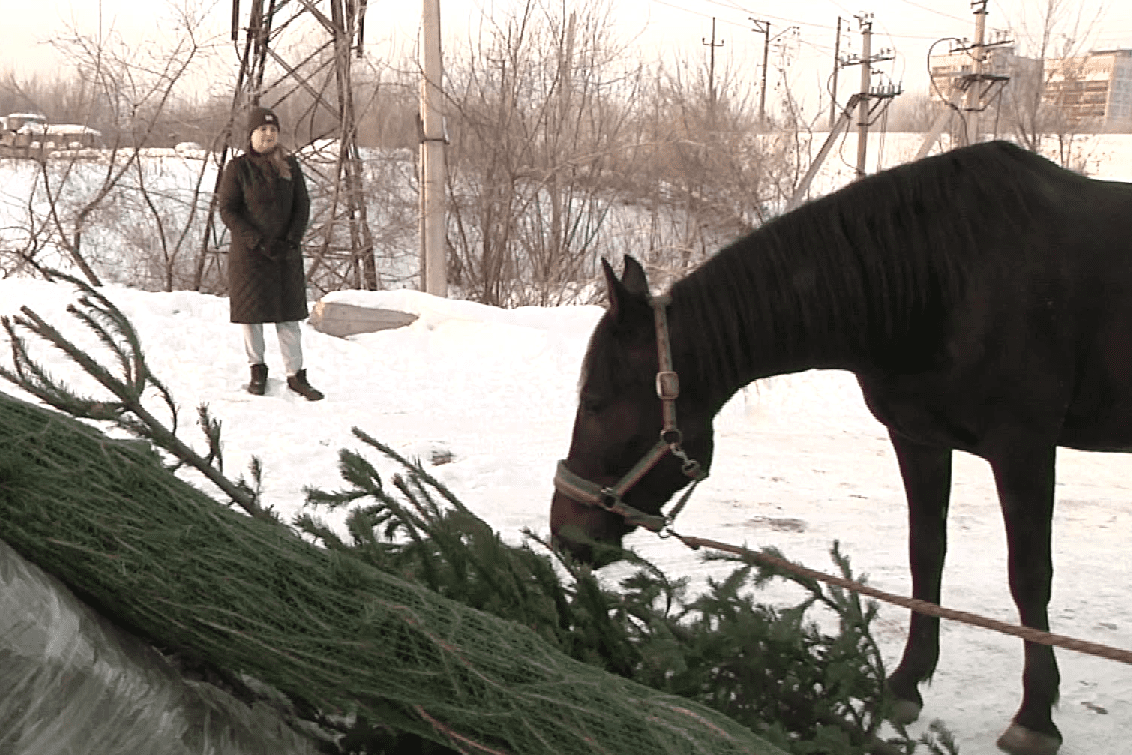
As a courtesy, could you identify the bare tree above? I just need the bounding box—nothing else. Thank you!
[633,57,754,272]
[623,36,812,287]
[1003,0,1107,167]
[441,0,818,306]
[3,1,222,289]
[444,0,646,306]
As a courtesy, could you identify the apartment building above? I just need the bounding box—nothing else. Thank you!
[1043,49,1132,130]
[929,47,1132,132]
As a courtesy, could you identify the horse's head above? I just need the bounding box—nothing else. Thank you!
[550,256,714,567]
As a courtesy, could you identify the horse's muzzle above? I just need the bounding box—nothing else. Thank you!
[549,490,629,568]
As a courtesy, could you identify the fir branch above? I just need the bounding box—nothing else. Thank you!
[0,270,273,522]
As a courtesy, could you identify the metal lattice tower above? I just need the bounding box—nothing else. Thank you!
[198,0,378,293]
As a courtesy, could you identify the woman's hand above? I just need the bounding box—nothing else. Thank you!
[259,238,300,261]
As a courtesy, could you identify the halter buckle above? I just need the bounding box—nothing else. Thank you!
[656,370,679,401]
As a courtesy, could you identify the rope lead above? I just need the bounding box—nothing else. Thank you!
[673,533,1132,666]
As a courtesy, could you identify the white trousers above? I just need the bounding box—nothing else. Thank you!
[241,321,303,376]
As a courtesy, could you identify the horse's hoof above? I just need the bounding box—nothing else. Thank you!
[888,699,922,726]
[996,724,1061,755]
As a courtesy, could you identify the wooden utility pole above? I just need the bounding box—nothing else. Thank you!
[751,19,771,124]
[750,19,799,125]
[703,18,725,127]
[420,0,447,297]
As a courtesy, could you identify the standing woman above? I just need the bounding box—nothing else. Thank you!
[219,106,324,400]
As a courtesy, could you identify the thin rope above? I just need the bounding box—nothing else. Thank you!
[674,533,1132,666]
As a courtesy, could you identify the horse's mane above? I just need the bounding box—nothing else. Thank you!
[667,141,1069,399]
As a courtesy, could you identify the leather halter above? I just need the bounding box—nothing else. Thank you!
[553,295,707,534]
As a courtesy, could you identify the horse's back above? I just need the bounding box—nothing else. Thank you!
[857,143,1132,453]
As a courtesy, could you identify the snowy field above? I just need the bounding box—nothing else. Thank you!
[2,135,1132,753]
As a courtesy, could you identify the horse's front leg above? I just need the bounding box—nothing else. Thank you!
[989,443,1061,755]
[885,433,953,725]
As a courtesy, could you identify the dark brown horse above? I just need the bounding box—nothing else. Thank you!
[550,141,1132,755]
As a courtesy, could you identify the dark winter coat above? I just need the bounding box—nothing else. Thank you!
[218,149,311,324]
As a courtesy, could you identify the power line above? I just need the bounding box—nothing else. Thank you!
[645,0,736,27]
[646,0,842,34]
[644,0,968,42]
[891,0,970,24]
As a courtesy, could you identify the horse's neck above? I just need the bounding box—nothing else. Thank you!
[667,245,892,414]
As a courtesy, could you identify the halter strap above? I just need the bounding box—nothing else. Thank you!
[553,459,670,532]
[653,294,680,441]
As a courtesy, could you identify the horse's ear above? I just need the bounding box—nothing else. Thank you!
[620,256,650,298]
[601,256,650,321]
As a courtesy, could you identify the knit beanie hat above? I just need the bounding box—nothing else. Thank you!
[246,106,280,139]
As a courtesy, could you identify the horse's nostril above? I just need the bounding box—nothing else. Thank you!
[551,525,630,570]
[557,545,593,568]
[551,527,591,561]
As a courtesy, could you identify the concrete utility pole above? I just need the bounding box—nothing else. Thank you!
[788,15,899,208]
[829,17,842,130]
[420,0,447,297]
[855,14,873,178]
[966,0,989,142]
[915,0,1011,159]
[841,14,895,178]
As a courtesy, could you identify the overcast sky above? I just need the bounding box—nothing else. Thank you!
[2,0,1131,109]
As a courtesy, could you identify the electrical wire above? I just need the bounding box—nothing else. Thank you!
[648,0,843,34]
[924,37,972,146]
[891,0,969,24]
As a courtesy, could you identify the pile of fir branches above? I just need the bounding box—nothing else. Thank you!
[0,386,790,755]
[299,431,957,755]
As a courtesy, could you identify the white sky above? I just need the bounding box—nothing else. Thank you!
[2,0,1131,110]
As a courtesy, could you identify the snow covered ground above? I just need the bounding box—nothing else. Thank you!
[1,278,1129,754]
[1,136,1131,753]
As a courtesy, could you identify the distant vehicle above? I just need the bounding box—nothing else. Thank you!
[1,113,103,157]
[1,113,46,153]
[0,113,47,132]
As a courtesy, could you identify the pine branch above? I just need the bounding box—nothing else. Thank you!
[0,270,274,523]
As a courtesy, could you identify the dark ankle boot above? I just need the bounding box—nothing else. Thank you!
[287,369,324,401]
[248,363,268,395]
